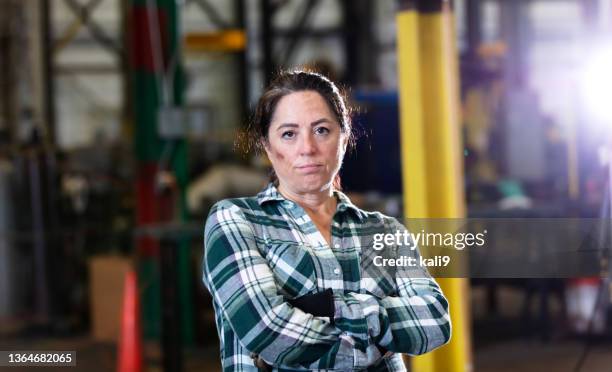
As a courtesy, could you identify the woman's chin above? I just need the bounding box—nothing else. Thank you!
[293,176,332,193]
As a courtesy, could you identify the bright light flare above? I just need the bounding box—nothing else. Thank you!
[581,47,612,123]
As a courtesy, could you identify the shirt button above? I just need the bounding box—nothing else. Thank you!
[334,243,340,248]
[333,268,340,275]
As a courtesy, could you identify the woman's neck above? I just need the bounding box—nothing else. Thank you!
[277,183,336,215]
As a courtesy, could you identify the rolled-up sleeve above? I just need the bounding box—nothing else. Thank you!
[203,200,368,370]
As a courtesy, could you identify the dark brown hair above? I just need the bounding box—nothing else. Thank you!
[242,68,355,189]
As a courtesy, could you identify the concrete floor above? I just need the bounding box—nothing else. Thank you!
[2,286,610,371]
[1,335,612,372]
[475,339,612,372]
[0,336,221,372]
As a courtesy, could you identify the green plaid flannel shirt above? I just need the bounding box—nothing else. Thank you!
[203,183,451,371]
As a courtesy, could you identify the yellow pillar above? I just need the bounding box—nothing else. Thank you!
[396,1,473,371]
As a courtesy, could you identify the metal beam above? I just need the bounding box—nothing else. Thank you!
[42,0,57,145]
[500,0,529,88]
[466,0,481,53]
[61,0,121,56]
[341,0,376,85]
[189,0,231,29]
[0,1,16,142]
[54,0,104,53]
[55,63,119,74]
[234,0,249,122]
[260,0,275,85]
[280,0,320,66]
[274,26,343,39]
[341,0,358,84]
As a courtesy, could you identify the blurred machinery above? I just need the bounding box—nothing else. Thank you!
[343,91,403,195]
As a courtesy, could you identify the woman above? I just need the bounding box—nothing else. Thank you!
[203,70,451,371]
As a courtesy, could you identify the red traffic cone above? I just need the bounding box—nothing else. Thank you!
[117,269,143,372]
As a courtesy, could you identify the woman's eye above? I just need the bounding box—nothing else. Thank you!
[315,127,330,135]
[281,131,295,139]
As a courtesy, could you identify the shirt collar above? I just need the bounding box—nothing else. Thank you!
[256,182,286,204]
[256,182,364,221]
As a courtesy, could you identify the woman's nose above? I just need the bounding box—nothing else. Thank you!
[299,133,316,155]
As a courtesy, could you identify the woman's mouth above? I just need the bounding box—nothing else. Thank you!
[296,164,323,173]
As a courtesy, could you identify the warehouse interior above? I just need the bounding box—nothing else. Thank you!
[2,0,612,371]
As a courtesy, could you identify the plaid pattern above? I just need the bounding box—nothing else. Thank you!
[203,183,451,371]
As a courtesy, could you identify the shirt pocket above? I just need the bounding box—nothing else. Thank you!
[264,242,318,298]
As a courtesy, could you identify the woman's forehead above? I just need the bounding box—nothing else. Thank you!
[271,91,337,124]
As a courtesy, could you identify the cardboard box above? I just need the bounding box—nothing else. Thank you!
[89,256,131,342]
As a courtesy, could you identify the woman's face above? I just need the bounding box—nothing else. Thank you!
[264,90,347,194]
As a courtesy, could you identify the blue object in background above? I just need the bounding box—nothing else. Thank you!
[342,91,402,194]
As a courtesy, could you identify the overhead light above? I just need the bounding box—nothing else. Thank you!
[581,46,612,123]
